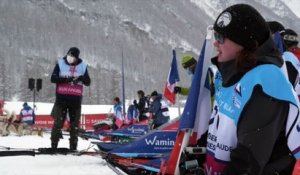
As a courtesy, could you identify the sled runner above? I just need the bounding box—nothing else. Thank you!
[0,147,97,157]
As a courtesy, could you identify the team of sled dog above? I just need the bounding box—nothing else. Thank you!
[0,104,43,137]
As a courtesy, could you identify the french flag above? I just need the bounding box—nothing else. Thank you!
[164,50,180,104]
[160,26,215,175]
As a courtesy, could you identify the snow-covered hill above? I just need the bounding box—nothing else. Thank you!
[0,0,299,104]
[282,0,300,18]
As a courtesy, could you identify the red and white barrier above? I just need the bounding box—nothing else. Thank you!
[25,114,107,131]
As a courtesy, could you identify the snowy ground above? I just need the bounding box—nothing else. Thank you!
[0,101,182,175]
[0,133,116,175]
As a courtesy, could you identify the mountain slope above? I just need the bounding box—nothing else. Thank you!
[0,0,299,104]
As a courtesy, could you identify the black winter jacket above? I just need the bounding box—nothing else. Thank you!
[212,36,296,175]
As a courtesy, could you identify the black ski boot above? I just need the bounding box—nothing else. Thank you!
[69,142,77,151]
[51,142,58,150]
[59,130,63,139]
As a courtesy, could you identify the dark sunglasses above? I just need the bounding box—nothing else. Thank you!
[214,32,225,44]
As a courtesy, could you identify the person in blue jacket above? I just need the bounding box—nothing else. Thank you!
[19,102,35,125]
[112,97,124,129]
[199,4,300,174]
[147,91,170,129]
[50,47,91,151]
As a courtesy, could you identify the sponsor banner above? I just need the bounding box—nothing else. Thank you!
[83,114,107,130]
[20,114,107,130]
[110,124,149,137]
[32,115,68,129]
[112,130,177,158]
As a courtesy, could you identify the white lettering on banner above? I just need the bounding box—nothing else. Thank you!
[145,136,175,146]
[85,119,104,124]
[154,146,173,150]
[58,87,82,94]
[34,119,54,126]
[128,127,146,133]
[35,121,47,124]
[91,119,103,123]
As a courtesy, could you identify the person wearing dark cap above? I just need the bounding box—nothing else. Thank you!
[147,91,170,129]
[281,28,300,100]
[199,4,300,174]
[50,47,91,151]
[174,54,197,96]
[267,21,287,52]
[19,102,35,125]
[133,90,149,121]
[267,21,285,34]
[265,21,300,90]
[111,97,124,130]
[17,102,44,136]
[283,28,300,60]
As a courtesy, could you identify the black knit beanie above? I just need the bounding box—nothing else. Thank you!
[150,91,158,97]
[267,21,285,34]
[213,4,270,50]
[67,47,80,58]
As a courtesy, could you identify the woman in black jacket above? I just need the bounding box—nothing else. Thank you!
[204,4,300,175]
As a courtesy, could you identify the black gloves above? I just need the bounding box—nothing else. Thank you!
[72,76,84,85]
[174,86,181,94]
[58,76,84,85]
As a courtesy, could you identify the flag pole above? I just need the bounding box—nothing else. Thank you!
[162,25,214,175]
[174,25,214,175]
[121,48,126,118]
[177,90,181,117]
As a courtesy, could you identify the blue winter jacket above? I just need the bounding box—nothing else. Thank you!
[148,94,170,125]
[19,106,35,125]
